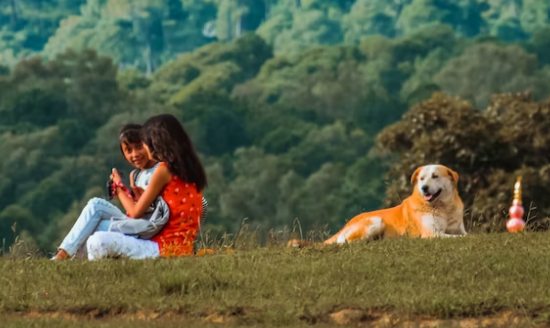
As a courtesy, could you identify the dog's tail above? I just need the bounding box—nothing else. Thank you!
[288,231,344,247]
[323,232,341,245]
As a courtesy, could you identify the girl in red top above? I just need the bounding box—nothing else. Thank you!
[86,114,207,260]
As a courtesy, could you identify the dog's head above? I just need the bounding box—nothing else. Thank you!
[410,165,459,204]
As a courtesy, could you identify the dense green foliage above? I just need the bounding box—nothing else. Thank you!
[1,0,550,253]
[2,0,550,69]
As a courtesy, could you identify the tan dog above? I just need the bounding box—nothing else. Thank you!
[289,164,466,247]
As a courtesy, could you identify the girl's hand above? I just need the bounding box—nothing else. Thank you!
[131,187,145,201]
[110,168,122,184]
[117,164,171,218]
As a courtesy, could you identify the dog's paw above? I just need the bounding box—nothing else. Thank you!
[287,239,313,248]
[287,239,302,248]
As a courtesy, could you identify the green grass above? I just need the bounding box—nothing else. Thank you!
[1,316,347,328]
[2,232,550,327]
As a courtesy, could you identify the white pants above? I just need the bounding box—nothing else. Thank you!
[86,231,159,260]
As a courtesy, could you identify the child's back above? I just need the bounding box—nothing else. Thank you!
[133,163,209,227]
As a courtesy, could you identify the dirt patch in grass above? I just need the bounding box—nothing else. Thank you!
[2,308,546,327]
[328,309,541,327]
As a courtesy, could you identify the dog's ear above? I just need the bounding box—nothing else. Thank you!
[410,167,423,185]
[447,169,459,186]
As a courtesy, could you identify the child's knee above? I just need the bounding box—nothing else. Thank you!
[86,232,114,260]
[84,198,114,216]
[87,197,108,208]
[87,233,102,260]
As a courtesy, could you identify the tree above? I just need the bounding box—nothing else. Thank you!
[434,43,550,108]
[377,91,550,231]
[219,147,293,228]
[43,0,218,72]
[342,0,412,43]
[530,26,550,66]
[150,33,272,106]
[490,16,528,41]
[481,0,528,41]
[178,92,250,156]
[256,0,343,57]
[233,43,406,134]
[396,0,484,37]
[519,0,550,35]
[286,121,372,176]
[399,47,450,106]
[216,0,266,41]
[0,0,85,61]
[0,48,134,250]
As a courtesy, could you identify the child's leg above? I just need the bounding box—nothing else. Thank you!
[86,231,159,260]
[58,198,125,256]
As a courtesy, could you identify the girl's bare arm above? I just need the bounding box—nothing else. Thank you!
[113,166,171,218]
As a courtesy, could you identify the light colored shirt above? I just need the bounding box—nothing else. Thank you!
[134,163,160,189]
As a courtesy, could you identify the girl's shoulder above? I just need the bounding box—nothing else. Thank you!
[143,162,171,187]
[156,162,169,173]
[156,162,199,192]
[156,162,171,177]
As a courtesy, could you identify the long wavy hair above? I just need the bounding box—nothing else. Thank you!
[140,114,207,192]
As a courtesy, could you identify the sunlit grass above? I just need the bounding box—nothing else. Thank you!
[2,230,550,326]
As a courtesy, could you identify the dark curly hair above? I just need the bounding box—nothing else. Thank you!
[118,123,143,158]
[140,114,207,192]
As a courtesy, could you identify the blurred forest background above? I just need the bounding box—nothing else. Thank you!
[2,0,550,252]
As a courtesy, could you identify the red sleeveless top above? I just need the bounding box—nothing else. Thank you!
[150,163,203,257]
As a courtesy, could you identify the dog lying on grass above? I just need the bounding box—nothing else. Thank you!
[289,164,467,247]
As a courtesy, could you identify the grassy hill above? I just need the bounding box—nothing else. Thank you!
[2,231,550,327]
